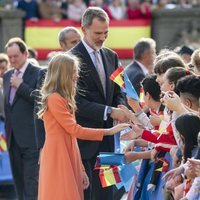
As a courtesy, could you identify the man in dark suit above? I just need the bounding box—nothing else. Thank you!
[70,7,127,200]
[3,37,40,200]
[125,38,156,95]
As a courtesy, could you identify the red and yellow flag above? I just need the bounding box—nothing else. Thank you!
[99,166,121,188]
[139,86,145,107]
[0,133,7,152]
[110,66,125,88]
[155,158,169,172]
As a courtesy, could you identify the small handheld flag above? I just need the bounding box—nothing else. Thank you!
[110,67,140,101]
[155,158,169,172]
[109,66,125,88]
[0,133,7,152]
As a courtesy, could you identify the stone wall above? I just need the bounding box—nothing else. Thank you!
[0,9,24,52]
[152,8,200,51]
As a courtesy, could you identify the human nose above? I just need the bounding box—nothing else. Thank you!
[100,34,107,41]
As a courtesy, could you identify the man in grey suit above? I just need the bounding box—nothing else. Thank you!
[125,38,156,95]
[3,38,40,200]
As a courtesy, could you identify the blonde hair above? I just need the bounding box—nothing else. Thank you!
[191,48,200,71]
[38,53,79,118]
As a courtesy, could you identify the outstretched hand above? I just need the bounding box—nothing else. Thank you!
[105,123,130,136]
[162,166,184,181]
[120,124,143,140]
[118,105,140,125]
[110,107,129,123]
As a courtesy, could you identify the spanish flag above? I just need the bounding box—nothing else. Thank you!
[110,66,125,88]
[0,133,7,152]
[155,158,169,172]
[99,166,121,187]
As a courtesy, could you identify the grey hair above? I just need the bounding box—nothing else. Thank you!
[81,7,109,28]
[58,27,80,43]
[134,38,156,61]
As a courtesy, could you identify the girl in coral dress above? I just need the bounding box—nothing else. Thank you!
[37,53,129,200]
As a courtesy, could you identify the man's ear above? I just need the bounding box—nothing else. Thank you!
[81,26,86,34]
[60,42,65,49]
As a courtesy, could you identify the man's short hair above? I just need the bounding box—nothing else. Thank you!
[134,38,156,60]
[176,75,200,103]
[141,74,161,102]
[58,27,80,43]
[5,37,27,54]
[81,7,109,28]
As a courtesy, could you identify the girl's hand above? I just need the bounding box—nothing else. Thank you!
[105,123,130,136]
[123,140,135,153]
[195,164,200,177]
[149,114,161,127]
[118,104,141,125]
[83,171,89,190]
[120,124,143,140]
[124,151,137,163]
[127,97,141,113]
[163,166,184,181]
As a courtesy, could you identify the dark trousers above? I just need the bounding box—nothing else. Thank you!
[83,137,113,200]
[9,135,39,200]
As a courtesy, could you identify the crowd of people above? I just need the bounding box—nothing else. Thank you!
[0,5,200,200]
[1,0,200,22]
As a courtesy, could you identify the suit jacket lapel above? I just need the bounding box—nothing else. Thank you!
[78,42,105,98]
[134,61,145,76]
[5,70,14,106]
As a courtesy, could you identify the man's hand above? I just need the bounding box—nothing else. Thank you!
[10,75,23,88]
[110,107,128,122]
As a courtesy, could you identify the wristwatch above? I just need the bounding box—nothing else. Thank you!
[107,106,112,117]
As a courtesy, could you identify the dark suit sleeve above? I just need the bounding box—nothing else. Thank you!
[16,66,40,104]
[16,82,36,103]
[76,94,106,122]
[34,69,46,149]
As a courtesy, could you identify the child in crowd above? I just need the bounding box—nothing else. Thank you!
[164,114,200,199]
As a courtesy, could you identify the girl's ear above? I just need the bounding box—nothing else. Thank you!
[185,98,192,109]
[146,92,151,100]
[170,82,175,91]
